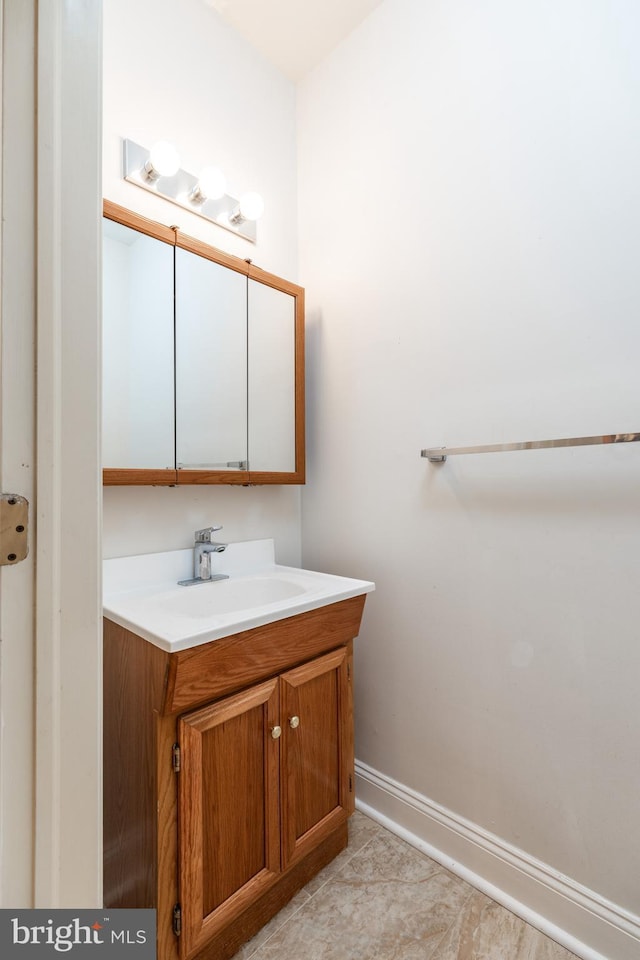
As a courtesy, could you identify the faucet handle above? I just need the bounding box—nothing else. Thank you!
[194,525,223,543]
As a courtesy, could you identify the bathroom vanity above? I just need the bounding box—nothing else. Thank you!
[103,542,374,960]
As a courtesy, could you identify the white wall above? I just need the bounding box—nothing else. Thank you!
[298,0,640,955]
[102,0,302,564]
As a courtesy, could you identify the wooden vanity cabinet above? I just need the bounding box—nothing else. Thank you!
[103,595,365,960]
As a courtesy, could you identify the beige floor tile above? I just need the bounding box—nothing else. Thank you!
[335,829,449,886]
[230,888,311,960]
[304,810,386,896]
[231,815,579,960]
[518,923,579,960]
[435,893,578,960]
[241,833,473,959]
[233,812,382,957]
[348,809,388,852]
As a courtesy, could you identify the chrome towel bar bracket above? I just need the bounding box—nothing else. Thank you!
[421,432,640,464]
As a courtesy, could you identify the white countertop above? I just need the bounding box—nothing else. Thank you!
[103,539,375,652]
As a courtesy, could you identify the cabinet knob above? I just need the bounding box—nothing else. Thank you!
[271,725,282,740]
[289,716,300,729]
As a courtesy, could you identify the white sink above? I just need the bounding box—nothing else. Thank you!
[103,539,375,652]
[158,576,306,618]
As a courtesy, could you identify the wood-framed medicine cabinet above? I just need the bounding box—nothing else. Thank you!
[102,200,305,486]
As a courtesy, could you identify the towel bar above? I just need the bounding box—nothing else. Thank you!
[421,432,640,463]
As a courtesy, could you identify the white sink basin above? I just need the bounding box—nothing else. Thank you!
[103,539,375,652]
[158,576,306,619]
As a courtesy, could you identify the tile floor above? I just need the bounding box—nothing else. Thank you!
[232,812,579,960]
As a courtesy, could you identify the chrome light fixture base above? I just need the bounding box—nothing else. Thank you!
[123,138,258,243]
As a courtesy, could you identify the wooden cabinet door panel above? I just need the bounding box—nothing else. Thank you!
[178,679,280,958]
[280,646,353,867]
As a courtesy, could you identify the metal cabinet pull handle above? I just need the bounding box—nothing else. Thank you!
[289,716,300,729]
[271,725,282,740]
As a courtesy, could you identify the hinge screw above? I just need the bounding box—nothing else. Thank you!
[173,904,182,937]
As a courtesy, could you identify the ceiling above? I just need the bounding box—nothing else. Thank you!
[203,0,386,81]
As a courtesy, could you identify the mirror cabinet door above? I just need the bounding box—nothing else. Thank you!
[102,202,304,485]
[248,279,296,474]
[102,218,175,470]
[175,248,248,471]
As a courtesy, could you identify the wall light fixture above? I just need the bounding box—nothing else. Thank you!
[143,140,181,181]
[123,138,264,242]
[190,166,227,204]
[229,191,265,225]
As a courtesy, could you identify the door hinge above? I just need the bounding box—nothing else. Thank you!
[0,494,29,565]
[347,663,351,680]
[172,743,181,773]
[172,904,182,938]
[349,774,353,793]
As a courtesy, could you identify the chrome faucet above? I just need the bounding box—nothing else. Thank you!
[178,525,229,586]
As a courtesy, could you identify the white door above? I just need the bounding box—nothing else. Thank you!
[0,0,37,906]
[0,0,103,908]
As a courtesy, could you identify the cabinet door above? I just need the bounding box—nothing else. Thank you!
[102,216,175,473]
[178,678,280,958]
[280,646,354,868]
[247,278,296,473]
[175,246,248,471]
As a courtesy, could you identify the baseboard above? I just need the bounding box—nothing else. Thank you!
[355,760,640,960]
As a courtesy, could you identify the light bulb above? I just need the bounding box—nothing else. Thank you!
[191,166,226,203]
[239,192,265,221]
[229,191,265,225]
[144,141,181,180]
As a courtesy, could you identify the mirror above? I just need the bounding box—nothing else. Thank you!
[102,217,175,473]
[175,247,248,471]
[248,278,296,473]
[102,201,305,485]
